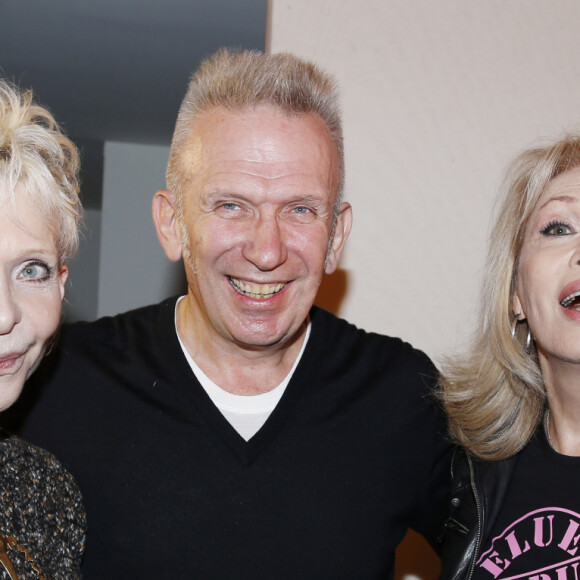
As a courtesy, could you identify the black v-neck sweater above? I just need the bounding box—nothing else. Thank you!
[9,297,451,579]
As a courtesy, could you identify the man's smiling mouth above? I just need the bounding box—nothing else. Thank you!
[229,277,285,299]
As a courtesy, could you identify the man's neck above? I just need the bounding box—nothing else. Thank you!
[176,296,309,395]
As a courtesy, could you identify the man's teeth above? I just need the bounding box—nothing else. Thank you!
[561,291,580,307]
[230,278,285,299]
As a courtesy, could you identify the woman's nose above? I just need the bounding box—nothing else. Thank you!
[571,243,580,267]
[0,284,21,335]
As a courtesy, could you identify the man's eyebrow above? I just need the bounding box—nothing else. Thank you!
[291,193,329,203]
[203,190,246,201]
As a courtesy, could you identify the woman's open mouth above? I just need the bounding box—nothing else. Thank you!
[560,291,580,309]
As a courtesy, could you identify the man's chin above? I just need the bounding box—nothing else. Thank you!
[230,321,308,352]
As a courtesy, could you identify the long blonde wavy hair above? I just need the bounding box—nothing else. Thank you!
[440,134,580,460]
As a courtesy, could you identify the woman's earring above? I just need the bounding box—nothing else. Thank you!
[512,314,534,353]
[511,317,518,338]
[525,327,534,352]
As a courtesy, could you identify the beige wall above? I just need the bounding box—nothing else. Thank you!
[268,2,580,578]
[268,0,580,365]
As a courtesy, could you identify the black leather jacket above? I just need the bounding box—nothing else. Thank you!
[437,447,518,580]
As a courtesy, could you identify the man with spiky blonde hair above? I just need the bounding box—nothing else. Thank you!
[15,49,451,578]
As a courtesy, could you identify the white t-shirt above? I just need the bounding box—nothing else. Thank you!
[175,299,311,441]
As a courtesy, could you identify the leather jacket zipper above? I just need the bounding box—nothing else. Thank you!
[467,454,483,580]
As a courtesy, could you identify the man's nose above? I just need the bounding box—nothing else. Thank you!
[242,215,288,271]
[0,283,21,335]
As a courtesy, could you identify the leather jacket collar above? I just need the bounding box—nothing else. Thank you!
[437,447,519,580]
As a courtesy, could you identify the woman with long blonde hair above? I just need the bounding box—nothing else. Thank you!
[439,134,580,579]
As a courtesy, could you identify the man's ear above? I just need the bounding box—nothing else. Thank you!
[324,202,353,274]
[152,190,182,262]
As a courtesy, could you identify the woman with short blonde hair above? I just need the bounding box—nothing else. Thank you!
[0,78,85,579]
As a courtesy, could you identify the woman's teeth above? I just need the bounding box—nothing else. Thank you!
[561,291,580,308]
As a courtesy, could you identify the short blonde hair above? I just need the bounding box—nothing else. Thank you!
[0,78,82,263]
[440,134,580,460]
[166,48,344,215]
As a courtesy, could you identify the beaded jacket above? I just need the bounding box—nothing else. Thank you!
[0,430,86,579]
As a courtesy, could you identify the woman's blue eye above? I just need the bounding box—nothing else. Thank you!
[541,221,572,236]
[19,262,50,281]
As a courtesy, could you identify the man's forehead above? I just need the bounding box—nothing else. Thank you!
[184,104,332,149]
[178,105,339,181]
